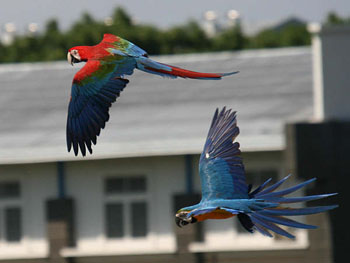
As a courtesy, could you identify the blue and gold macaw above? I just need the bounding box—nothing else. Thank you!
[175,108,338,238]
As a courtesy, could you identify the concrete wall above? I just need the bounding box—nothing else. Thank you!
[311,25,350,121]
[61,156,185,257]
[0,162,56,261]
[0,150,335,262]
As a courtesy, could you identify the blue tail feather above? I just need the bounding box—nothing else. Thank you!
[254,212,317,229]
[261,205,338,216]
[249,178,272,197]
[251,214,295,239]
[253,222,274,237]
[240,175,338,239]
[257,178,316,198]
[262,193,337,203]
[255,175,291,197]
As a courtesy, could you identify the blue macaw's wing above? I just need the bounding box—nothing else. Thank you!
[66,57,136,156]
[199,108,249,201]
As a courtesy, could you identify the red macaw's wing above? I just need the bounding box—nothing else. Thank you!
[102,33,148,57]
[199,108,249,200]
[66,57,136,156]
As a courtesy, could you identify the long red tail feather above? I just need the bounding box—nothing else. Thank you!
[145,64,238,79]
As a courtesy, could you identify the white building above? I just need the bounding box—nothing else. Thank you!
[0,30,341,262]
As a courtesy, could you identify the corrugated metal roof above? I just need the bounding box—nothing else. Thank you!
[0,47,313,164]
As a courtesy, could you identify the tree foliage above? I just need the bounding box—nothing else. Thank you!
[2,7,339,63]
[325,12,350,26]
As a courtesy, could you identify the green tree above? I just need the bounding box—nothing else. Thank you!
[0,7,323,63]
[40,19,66,61]
[279,25,310,46]
[325,12,350,26]
[249,29,280,48]
[162,20,211,54]
[249,24,310,49]
[212,25,246,51]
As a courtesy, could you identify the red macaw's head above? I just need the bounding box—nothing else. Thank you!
[67,46,90,65]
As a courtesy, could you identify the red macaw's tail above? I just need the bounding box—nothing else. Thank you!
[136,56,238,80]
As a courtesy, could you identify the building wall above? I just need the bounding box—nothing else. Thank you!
[0,162,56,261]
[62,155,186,257]
[312,25,350,121]
[0,151,335,262]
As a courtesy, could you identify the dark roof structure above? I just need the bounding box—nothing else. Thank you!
[0,47,313,164]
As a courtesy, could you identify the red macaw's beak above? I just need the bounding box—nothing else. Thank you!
[67,52,73,66]
[67,52,81,66]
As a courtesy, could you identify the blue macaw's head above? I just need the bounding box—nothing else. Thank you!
[175,208,198,228]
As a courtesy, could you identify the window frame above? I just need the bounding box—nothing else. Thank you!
[103,175,149,241]
[0,180,23,245]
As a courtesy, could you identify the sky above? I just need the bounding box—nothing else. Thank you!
[0,0,350,33]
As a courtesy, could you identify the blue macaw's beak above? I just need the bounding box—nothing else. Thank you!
[175,213,197,227]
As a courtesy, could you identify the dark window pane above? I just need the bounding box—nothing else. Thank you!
[105,178,125,194]
[105,177,146,194]
[0,182,20,198]
[105,203,124,238]
[127,177,146,192]
[131,202,147,237]
[5,207,21,242]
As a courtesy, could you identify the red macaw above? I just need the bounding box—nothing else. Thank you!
[66,34,238,156]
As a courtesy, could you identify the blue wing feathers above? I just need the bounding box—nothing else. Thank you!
[67,72,129,156]
[199,108,248,200]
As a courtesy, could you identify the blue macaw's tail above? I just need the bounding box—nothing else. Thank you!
[136,56,239,80]
[241,175,338,239]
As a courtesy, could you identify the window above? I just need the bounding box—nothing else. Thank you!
[0,182,20,199]
[131,202,147,237]
[236,169,278,233]
[0,181,22,243]
[105,203,124,238]
[104,176,148,239]
[5,207,22,242]
[105,176,146,194]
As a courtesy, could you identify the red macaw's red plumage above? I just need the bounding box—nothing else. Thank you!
[66,34,238,156]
